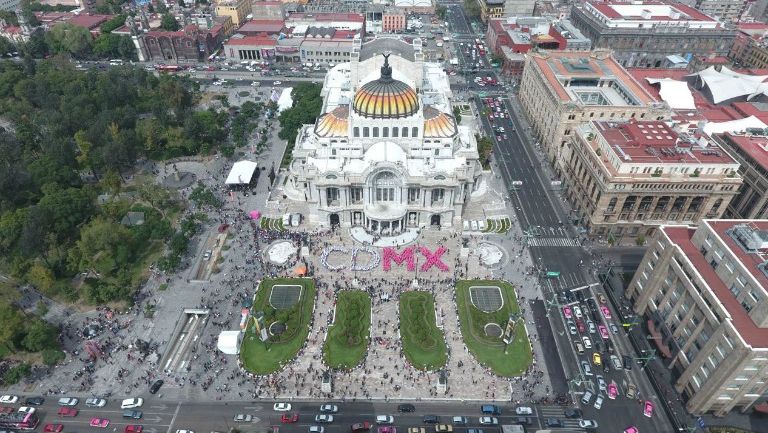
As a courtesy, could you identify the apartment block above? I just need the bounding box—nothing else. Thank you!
[626,220,768,416]
[566,120,741,242]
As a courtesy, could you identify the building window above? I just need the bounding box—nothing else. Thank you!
[373,127,379,138]
[350,187,363,204]
[326,188,339,205]
[431,188,444,205]
[393,127,399,138]
[412,127,418,137]
[376,188,394,202]
[363,127,369,137]
[408,187,420,203]
[383,127,389,137]
[402,127,408,137]
[353,127,360,137]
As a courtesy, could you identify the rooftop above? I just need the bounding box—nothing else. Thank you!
[67,13,112,30]
[224,35,278,46]
[593,120,737,165]
[663,220,768,348]
[531,51,656,105]
[286,12,365,23]
[718,132,768,171]
[586,1,716,23]
[237,19,285,34]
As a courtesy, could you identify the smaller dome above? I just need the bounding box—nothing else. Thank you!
[423,106,457,138]
[315,106,349,137]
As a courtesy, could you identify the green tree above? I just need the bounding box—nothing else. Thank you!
[72,217,133,275]
[23,30,49,58]
[0,36,15,56]
[26,262,55,291]
[21,319,57,352]
[476,134,493,169]
[100,14,126,34]
[0,303,25,349]
[463,0,480,19]
[160,13,179,31]
[435,5,447,19]
[453,106,462,124]
[46,23,92,58]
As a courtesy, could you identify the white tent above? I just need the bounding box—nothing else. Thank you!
[216,330,242,355]
[277,87,293,113]
[689,66,768,104]
[703,115,768,136]
[645,77,696,110]
[225,160,258,185]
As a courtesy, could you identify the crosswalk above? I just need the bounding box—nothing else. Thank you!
[528,237,581,247]
[537,406,585,429]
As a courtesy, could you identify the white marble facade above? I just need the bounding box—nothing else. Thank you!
[284,36,481,231]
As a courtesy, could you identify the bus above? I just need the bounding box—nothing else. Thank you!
[0,412,40,430]
[155,64,182,73]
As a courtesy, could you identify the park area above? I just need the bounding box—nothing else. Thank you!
[455,280,532,376]
[399,291,447,370]
[323,290,371,370]
[240,278,316,374]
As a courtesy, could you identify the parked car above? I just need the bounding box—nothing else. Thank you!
[581,360,592,376]
[376,416,394,425]
[434,425,452,433]
[581,391,594,405]
[608,382,619,400]
[24,397,45,406]
[44,424,64,433]
[579,420,598,429]
[86,398,107,408]
[309,427,324,433]
[58,398,78,407]
[423,416,439,424]
[121,398,143,409]
[597,375,607,392]
[514,407,532,415]
[478,417,498,426]
[582,335,592,349]
[58,407,78,417]
[89,418,110,428]
[125,425,143,433]
[281,414,299,423]
[397,404,414,413]
[123,410,142,419]
[234,414,253,422]
[407,429,424,433]
[273,403,292,412]
[451,417,467,425]
[626,383,638,399]
[352,422,371,432]
[545,419,563,428]
[321,404,339,413]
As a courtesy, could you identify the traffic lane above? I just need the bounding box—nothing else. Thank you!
[531,300,569,395]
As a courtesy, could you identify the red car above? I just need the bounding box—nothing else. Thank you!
[89,418,110,428]
[576,319,586,334]
[125,425,143,433]
[352,422,371,432]
[281,413,299,423]
[0,407,13,414]
[58,407,78,417]
[44,424,64,433]
[562,306,572,319]
[643,401,654,418]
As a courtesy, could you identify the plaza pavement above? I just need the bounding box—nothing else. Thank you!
[6,87,558,406]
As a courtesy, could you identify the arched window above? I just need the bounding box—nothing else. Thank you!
[363,127,369,137]
[411,127,418,137]
[393,127,399,138]
[383,127,389,138]
[353,127,360,137]
[373,127,379,138]
[402,127,408,137]
[374,171,398,202]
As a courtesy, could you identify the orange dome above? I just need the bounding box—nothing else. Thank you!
[352,53,418,119]
[423,106,457,137]
[315,106,349,137]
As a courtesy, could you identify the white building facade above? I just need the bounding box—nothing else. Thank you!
[284,37,482,230]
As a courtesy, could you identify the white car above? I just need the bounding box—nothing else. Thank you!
[376,415,394,425]
[274,403,292,412]
[573,306,583,318]
[273,81,282,86]
[315,414,334,423]
[597,375,607,392]
[514,407,533,415]
[17,407,35,414]
[594,395,604,410]
[582,336,592,349]
[319,404,338,413]
[176,430,194,433]
[121,398,143,409]
[579,420,598,429]
[0,395,18,404]
[57,397,78,407]
[86,398,107,408]
[234,414,253,422]
[478,417,498,425]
